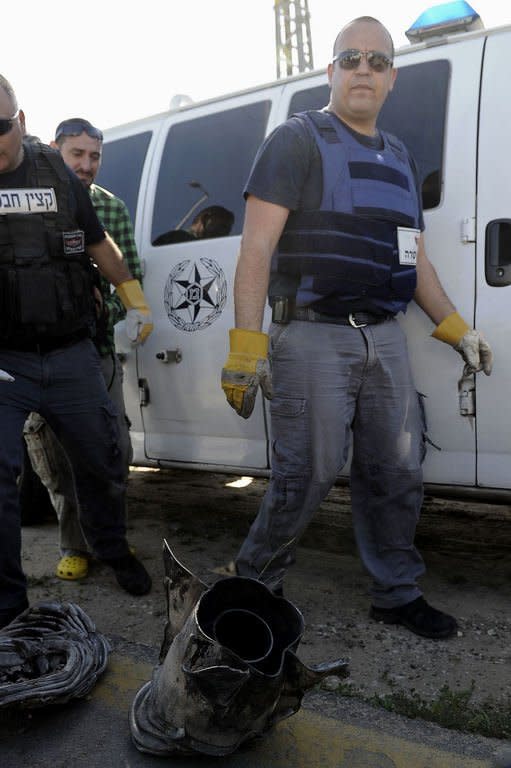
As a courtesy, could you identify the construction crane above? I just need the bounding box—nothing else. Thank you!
[274,0,314,79]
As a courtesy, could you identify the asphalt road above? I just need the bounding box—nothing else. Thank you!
[1,646,508,768]
[1,467,510,767]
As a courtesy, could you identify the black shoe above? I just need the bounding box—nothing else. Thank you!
[370,596,458,639]
[103,553,152,596]
[0,598,29,630]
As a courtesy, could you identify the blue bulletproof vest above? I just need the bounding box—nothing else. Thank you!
[275,111,421,316]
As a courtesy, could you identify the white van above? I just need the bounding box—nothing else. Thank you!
[96,3,511,499]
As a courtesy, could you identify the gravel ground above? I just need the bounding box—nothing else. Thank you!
[21,467,511,731]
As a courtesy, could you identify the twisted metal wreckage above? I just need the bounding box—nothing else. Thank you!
[0,543,348,758]
[130,540,349,757]
[0,602,109,709]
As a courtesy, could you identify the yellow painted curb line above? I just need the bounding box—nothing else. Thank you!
[94,656,493,768]
[276,709,492,768]
[93,655,152,709]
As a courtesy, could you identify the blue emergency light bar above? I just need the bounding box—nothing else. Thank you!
[405,0,482,42]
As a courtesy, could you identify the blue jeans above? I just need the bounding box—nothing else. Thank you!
[0,339,129,612]
[236,318,426,608]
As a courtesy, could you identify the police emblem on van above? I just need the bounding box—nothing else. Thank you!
[164,257,227,332]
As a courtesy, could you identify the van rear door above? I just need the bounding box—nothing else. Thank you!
[475,28,511,489]
[391,40,484,488]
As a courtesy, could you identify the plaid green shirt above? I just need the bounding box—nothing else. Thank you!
[89,183,143,357]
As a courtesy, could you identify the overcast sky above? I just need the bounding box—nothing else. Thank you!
[4,0,509,143]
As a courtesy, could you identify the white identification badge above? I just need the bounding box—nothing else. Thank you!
[397,226,420,266]
[0,188,58,214]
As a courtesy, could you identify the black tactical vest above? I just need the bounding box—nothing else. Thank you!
[0,140,96,342]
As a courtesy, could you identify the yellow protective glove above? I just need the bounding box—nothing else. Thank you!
[221,328,272,419]
[116,279,154,346]
[432,312,493,375]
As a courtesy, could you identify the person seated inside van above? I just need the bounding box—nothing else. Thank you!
[153,205,234,245]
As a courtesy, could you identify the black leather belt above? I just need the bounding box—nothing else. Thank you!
[1,331,89,355]
[292,308,393,327]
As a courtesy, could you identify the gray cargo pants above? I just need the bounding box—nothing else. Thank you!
[23,353,132,554]
[235,317,427,608]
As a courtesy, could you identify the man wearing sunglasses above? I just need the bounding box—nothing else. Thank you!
[0,75,154,628]
[222,17,493,640]
[21,118,144,584]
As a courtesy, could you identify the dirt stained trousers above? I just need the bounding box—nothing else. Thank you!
[0,339,129,612]
[235,318,427,609]
[23,353,133,554]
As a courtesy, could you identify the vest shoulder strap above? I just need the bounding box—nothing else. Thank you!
[23,140,77,225]
[382,130,409,165]
[298,113,412,169]
[23,140,68,186]
[292,110,341,144]
[40,145,70,184]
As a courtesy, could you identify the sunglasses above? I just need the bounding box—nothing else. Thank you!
[332,49,393,73]
[0,109,20,137]
[55,119,103,142]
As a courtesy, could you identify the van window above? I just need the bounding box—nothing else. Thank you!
[287,61,449,210]
[380,60,449,209]
[95,131,152,225]
[152,101,271,246]
[288,84,329,115]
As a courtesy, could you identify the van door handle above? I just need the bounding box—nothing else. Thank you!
[156,349,182,364]
[485,219,511,286]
